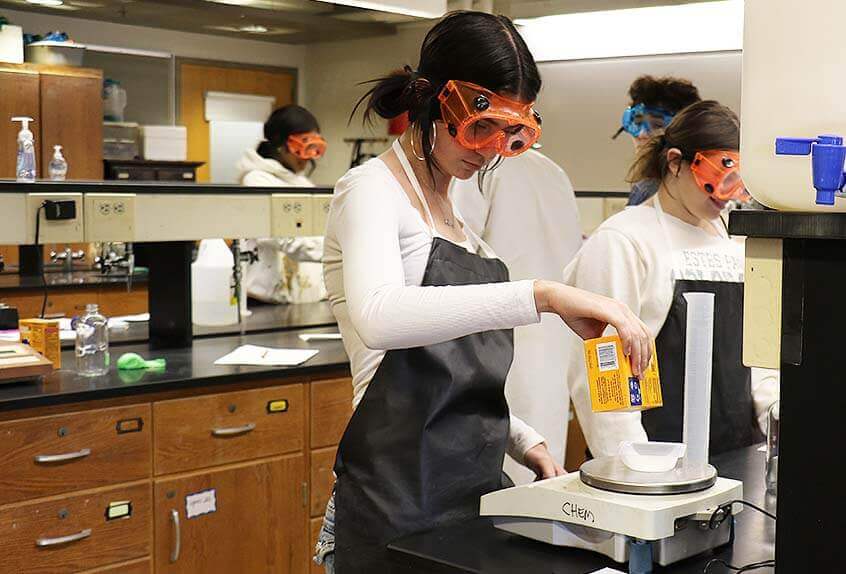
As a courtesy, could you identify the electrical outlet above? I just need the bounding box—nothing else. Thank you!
[84,194,136,242]
[26,193,83,244]
[271,194,314,237]
[312,195,332,237]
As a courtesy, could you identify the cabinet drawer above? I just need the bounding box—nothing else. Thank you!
[154,384,304,475]
[0,404,152,505]
[310,447,336,518]
[310,378,352,449]
[79,557,151,574]
[0,482,151,574]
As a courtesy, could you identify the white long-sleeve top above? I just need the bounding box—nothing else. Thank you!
[323,156,546,463]
[562,200,780,457]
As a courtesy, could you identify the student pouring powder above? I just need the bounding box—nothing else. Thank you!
[316,11,652,574]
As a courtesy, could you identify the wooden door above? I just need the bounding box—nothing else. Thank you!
[178,61,295,182]
[0,67,40,179]
[153,455,306,573]
[40,69,103,180]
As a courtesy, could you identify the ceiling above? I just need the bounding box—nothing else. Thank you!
[0,0,401,44]
[0,0,724,45]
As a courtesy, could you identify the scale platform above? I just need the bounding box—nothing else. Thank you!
[480,460,742,566]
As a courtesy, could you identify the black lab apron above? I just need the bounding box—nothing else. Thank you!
[642,197,764,453]
[332,142,516,573]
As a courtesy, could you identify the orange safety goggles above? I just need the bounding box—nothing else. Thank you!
[438,80,542,157]
[690,150,749,202]
[287,132,327,160]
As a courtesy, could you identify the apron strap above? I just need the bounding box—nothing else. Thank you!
[393,139,438,230]
[392,139,490,257]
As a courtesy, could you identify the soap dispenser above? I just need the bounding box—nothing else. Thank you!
[49,145,68,181]
[11,116,36,183]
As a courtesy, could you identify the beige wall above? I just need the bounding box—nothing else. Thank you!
[305,24,428,186]
[536,51,743,192]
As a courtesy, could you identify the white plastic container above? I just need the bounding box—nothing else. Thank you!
[0,25,24,64]
[619,441,686,473]
[25,41,85,66]
[191,239,238,327]
[140,125,187,161]
[742,0,846,211]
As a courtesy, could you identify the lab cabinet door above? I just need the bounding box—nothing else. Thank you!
[0,68,40,179]
[40,70,103,180]
[153,454,306,573]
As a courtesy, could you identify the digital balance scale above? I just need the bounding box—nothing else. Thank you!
[480,458,742,567]
[482,292,743,569]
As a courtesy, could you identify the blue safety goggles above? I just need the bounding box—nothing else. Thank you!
[613,103,675,139]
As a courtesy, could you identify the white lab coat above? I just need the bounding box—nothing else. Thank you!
[237,149,325,304]
[451,149,583,484]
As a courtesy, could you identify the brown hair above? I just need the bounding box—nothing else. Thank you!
[627,100,739,183]
[629,75,700,113]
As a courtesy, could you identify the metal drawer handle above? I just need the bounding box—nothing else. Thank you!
[34,448,91,464]
[211,423,256,437]
[36,528,92,547]
[170,509,181,563]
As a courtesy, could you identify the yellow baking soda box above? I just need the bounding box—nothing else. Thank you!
[584,335,662,412]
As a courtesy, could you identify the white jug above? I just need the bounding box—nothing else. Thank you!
[742,0,846,211]
[191,239,238,326]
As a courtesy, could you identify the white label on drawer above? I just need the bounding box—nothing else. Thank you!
[186,489,217,519]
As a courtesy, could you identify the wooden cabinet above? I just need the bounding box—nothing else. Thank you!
[0,373,350,572]
[153,455,306,574]
[0,404,151,505]
[0,482,151,574]
[310,447,337,519]
[0,284,148,320]
[0,63,102,181]
[0,68,40,179]
[39,69,103,180]
[154,384,305,475]
[97,285,148,317]
[310,378,353,450]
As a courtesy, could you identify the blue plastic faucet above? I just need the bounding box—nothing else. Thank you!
[775,134,846,205]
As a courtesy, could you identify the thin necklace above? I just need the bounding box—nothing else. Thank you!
[430,189,455,228]
[403,136,455,228]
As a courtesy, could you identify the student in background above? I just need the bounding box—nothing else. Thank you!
[567,101,779,459]
[451,148,583,483]
[238,105,328,305]
[612,75,701,206]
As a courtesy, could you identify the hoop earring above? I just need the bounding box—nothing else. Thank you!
[410,122,437,161]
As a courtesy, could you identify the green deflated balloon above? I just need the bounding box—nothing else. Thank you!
[116,352,166,371]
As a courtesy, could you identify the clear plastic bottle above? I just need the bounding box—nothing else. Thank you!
[12,117,36,182]
[49,145,68,181]
[75,304,110,376]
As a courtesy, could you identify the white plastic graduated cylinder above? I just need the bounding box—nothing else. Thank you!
[682,293,714,474]
[742,0,846,211]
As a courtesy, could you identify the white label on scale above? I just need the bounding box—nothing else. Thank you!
[186,489,217,519]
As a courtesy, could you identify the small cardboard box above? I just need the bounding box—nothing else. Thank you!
[584,335,661,412]
[19,319,61,369]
